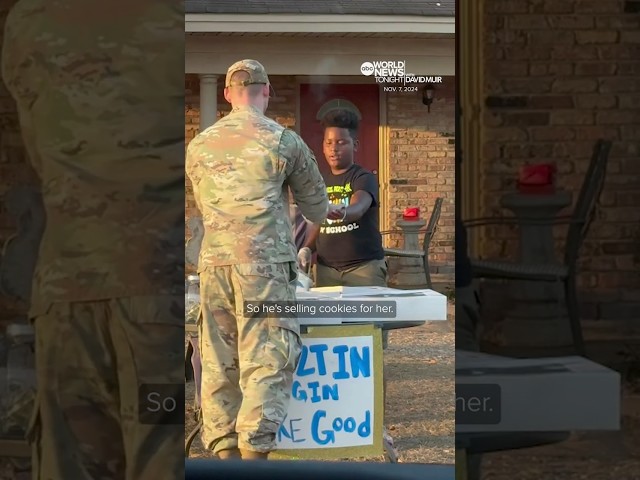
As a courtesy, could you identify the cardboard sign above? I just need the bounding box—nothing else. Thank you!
[273,324,384,459]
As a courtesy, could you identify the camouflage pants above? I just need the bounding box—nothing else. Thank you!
[199,263,302,455]
[29,297,184,480]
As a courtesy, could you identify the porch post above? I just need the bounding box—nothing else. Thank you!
[199,74,218,131]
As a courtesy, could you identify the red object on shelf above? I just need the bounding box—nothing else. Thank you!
[402,207,420,221]
[517,163,556,194]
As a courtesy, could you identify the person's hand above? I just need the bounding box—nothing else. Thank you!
[297,247,312,270]
[327,203,346,221]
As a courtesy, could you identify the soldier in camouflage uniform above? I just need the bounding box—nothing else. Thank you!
[186,59,340,460]
[1,1,184,479]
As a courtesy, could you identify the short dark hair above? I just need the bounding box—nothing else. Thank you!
[321,109,359,140]
[229,71,263,96]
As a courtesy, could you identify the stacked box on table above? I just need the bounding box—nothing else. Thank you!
[294,286,448,326]
[456,351,620,432]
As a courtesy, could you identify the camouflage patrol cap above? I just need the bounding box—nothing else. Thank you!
[225,59,276,97]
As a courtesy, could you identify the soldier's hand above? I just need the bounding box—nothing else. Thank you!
[297,247,312,270]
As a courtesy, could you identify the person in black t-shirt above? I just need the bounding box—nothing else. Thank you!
[297,109,387,290]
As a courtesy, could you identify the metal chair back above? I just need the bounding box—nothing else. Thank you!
[564,139,613,268]
[422,197,444,253]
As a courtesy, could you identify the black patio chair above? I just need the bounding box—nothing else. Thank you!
[463,139,613,356]
[382,197,444,289]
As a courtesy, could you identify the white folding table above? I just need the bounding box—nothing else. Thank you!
[455,350,621,480]
[185,286,449,461]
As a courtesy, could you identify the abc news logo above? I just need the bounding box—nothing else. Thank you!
[360,61,406,77]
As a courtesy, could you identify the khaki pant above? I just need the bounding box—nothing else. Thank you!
[30,297,184,480]
[315,258,388,289]
[315,259,389,348]
[199,263,302,455]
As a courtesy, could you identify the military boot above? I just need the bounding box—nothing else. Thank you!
[240,449,269,460]
[216,448,241,460]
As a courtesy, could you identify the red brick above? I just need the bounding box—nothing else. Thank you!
[507,14,549,29]
[486,127,529,142]
[503,45,553,60]
[621,31,640,43]
[618,93,640,108]
[612,141,640,157]
[575,94,618,109]
[621,125,640,140]
[596,16,640,29]
[619,157,640,176]
[574,62,618,76]
[575,30,620,44]
[529,63,574,76]
[503,78,553,94]
[529,30,575,44]
[528,95,574,109]
[601,205,640,222]
[485,46,505,61]
[488,61,529,77]
[575,126,621,140]
[531,127,576,141]
[596,110,640,125]
[552,78,598,93]
[487,0,529,13]
[486,77,504,95]
[618,63,640,75]
[502,144,554,159]
[551,111,595,125]
[599,77,639,93]
[577,0,624,13]
[483,111,504,128]
[488,30,528,44]
[551,45,598,60]
[485,15,506,30]
[503,112,550,126]
[535,0,576,14]
[616,193,640,208]
[552,159,576,175]
[547,15,595,29]
[597,44,640,60]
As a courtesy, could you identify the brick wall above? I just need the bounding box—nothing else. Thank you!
[0,0,36,325]
[387,78,456,273]
[185,75,456,278]
[482,0,640,321]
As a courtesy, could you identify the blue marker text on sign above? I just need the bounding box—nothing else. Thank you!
[276,335,378,451]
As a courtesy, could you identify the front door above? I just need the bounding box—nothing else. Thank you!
[299,84,380,180]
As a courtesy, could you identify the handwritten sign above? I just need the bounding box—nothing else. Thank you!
[273,324,384,460]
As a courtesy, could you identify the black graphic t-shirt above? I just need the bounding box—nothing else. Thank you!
[316,164,384,270]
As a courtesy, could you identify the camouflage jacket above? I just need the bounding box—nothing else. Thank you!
[186,105,328,268]
[1,1,185,316]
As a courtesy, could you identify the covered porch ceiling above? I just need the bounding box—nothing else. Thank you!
[185,33,455,76]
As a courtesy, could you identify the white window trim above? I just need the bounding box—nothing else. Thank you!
[185,14,455,34]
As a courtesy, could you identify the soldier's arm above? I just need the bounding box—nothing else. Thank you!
[302,223,321,252]
[280,129,329,224]
[185,140,204,213]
